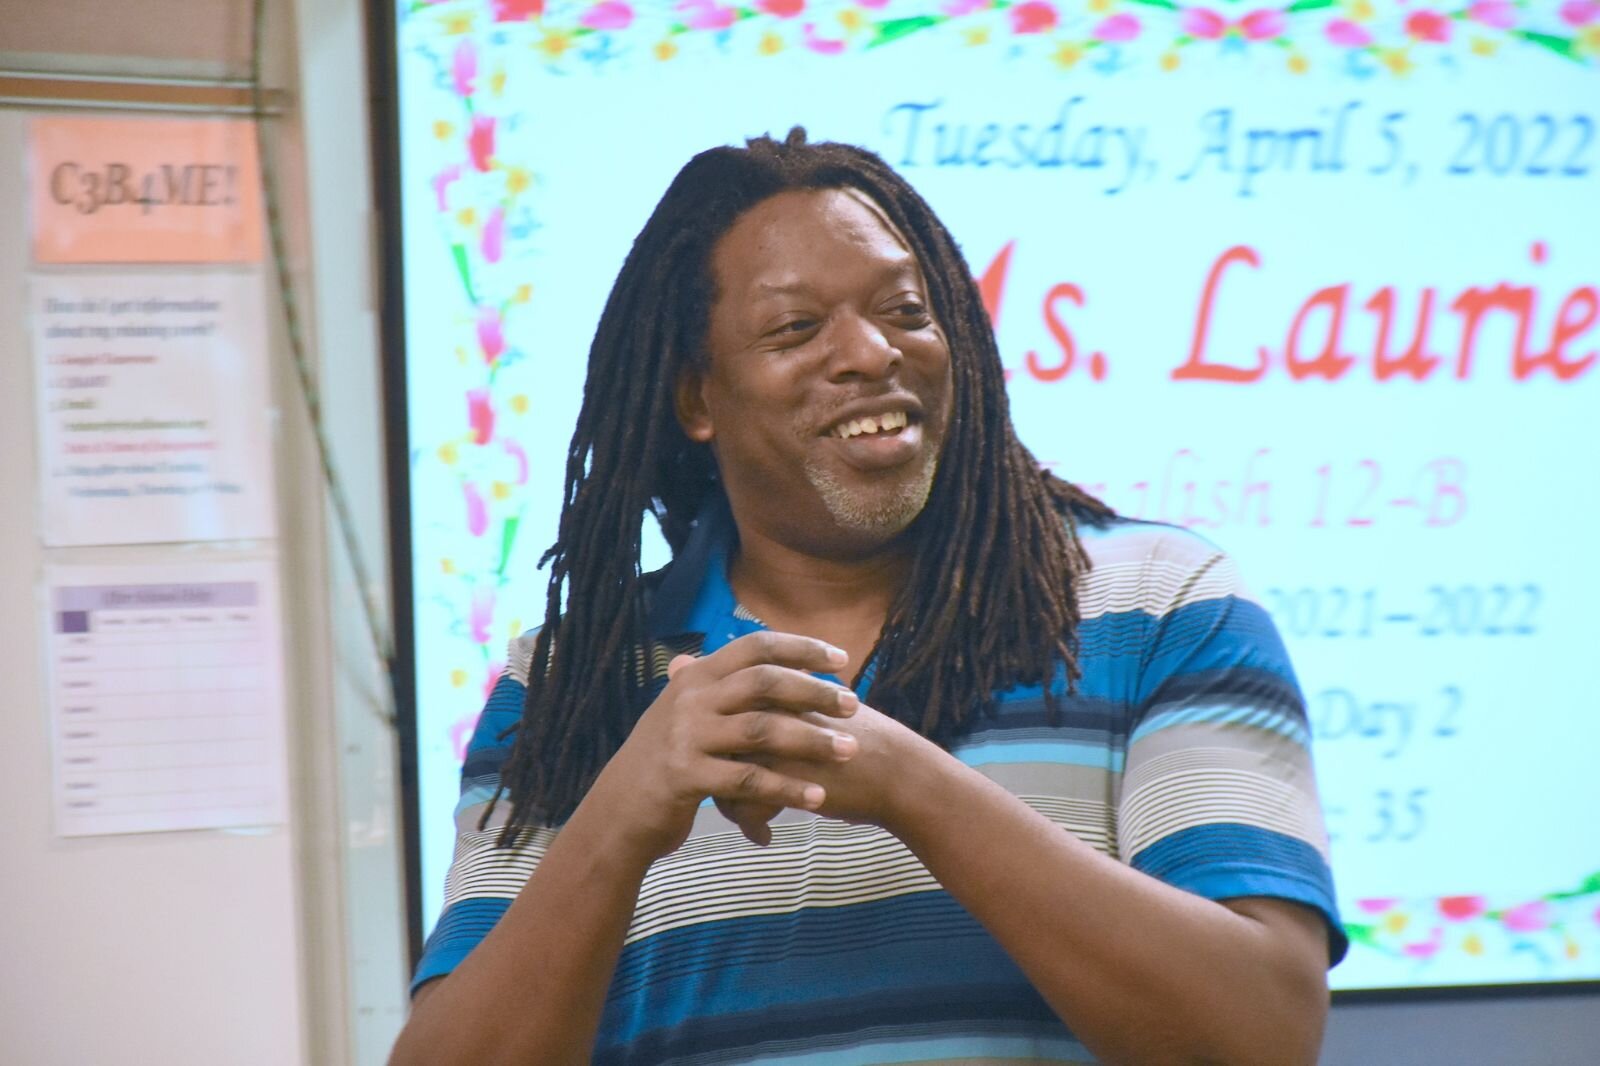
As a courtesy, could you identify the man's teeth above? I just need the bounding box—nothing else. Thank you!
[833,410,909,439]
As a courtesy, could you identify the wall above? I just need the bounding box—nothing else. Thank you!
[0,0,407,1063]
[0,112,311,1066]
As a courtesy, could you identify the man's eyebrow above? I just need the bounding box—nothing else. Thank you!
[752,281,812,298]
[751,261,923,298]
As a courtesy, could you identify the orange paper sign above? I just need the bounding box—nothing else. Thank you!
[29,116,265,264]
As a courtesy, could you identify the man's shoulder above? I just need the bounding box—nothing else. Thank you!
[1075,515,1253,620]
[502,565,699,687]
[1077,513,1227,564]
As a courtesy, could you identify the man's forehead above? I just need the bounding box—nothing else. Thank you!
[836,186,904,240]
[712,187,923,285]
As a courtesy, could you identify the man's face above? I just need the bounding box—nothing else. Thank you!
[678,187,954,556]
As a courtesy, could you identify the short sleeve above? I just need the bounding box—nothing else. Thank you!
[411,632,558,994]
[1117,530,1347,965]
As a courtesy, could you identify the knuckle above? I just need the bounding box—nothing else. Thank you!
[752,664,782,698]
[664,673,696,705]
[663,741,694,778]
[741,712,771,745]
[735,764,764,797]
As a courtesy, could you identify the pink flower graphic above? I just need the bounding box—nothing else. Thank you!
[468,114,496,172]
[450,710,481,763]
[1010,1,1058,34]
[676,0,738,29]
[1438,895,1487,922]
[431,164,461,212]
[1325,18,1373,47]
[483,659,506,701]
[470,584,496,644]
[1467,0,1516,28]
[858,0,892,7]
[1239,9,1286,40]
[464,481,489,536]
[1181,8,1227,39]
[1401,927,1444,959]
[493,0,545,19]
[482,205,505,263]
[1093,13,1141,41]
[504,439,529,484]
[1356,897,1400,914]
[757,0,806,16]
[580,1,634,29]
[1502,900,1552,933]
[942,0,988,13]
[1561,0,1599,24]
[451,38,477,97]
[477,305,505,362]
[468,388,495,445]
[1405,10,1453,43]
[803,23,847,52]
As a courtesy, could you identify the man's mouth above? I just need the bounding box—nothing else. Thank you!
[828,409,911,440]
[820,407,924,473]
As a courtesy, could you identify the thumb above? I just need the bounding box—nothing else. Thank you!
[667,653,697,679]
[715,796,780,847]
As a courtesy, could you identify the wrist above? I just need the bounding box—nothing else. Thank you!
[878,729,965,842]
[570,764,669,876]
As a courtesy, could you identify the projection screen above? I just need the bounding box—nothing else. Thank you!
[387,0,1600,994]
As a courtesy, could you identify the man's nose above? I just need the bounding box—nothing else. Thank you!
[824,312,903,381]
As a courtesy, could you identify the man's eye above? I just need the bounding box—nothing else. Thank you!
[770,318,816,337]
[888,301,931,323]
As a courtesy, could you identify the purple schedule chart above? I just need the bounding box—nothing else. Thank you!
[45,562,287,837]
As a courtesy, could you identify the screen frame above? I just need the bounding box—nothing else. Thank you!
[368,0,426,970]
[365,0,1600,1002]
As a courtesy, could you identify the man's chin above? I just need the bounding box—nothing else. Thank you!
[805,456,938,540]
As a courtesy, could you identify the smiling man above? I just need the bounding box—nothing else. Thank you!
[390,130,1346,1066]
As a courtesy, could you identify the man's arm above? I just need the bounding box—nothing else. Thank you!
[890,743,1329,1066]
[389,633,862,1066]
[761,532,1336,1065]
[390,791,653,1066]
[763,710,1329,1064]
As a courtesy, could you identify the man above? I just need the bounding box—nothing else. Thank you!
[391,130,1344,1065]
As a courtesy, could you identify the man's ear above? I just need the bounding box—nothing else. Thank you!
[675,365,714,443]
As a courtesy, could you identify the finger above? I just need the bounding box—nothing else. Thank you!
[711,760,826,812]
[739,821,771,847]
[698,630,848,681]
[712,710,857,763]
[710,664,859,719]
[667,653,696,679]
[714,795,776,825]
[715,796,780,847]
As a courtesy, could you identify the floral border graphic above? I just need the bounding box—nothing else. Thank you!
[402,0,1600,76]
[1344,872,1600,970]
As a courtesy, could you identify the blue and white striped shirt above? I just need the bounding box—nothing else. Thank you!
[415,504,1345,1063]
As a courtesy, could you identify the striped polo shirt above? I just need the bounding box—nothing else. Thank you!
[415,504,1345,1063]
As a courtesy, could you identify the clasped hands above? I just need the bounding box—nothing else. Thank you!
[591,630,924,862]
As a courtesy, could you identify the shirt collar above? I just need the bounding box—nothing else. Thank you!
[646,493,741,641]
[643,492,874,694]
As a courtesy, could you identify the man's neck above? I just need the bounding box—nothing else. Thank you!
[724,518,912,667]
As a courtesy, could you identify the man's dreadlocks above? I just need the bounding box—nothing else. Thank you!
[491,128,1113,835]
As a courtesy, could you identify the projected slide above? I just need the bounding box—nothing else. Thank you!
[394,0,1600,992]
